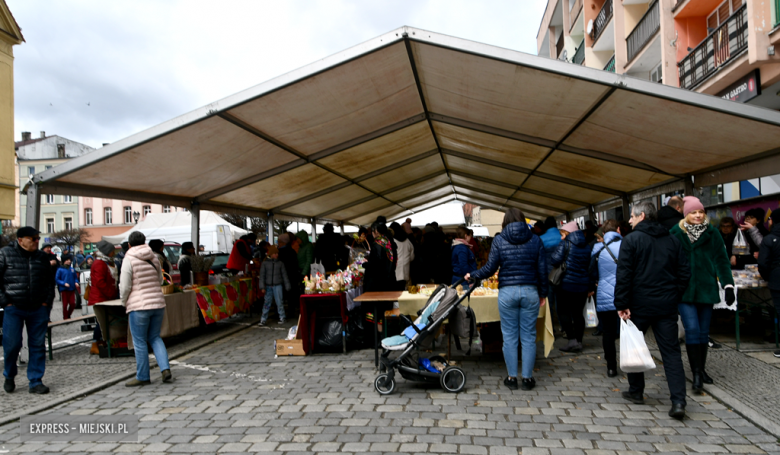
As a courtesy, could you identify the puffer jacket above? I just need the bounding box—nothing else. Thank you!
[550,230,592,293]
[0,242,55,311]
[540,227,561,276]
[589,231,622,312]
[55,265,79,292]
[758,223,780,291]
[470,222,548,297]
[259,258,290,290]
[451,240,477,285]
[120,244,166,313]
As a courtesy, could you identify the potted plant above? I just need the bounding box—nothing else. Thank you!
[190,254,215,286]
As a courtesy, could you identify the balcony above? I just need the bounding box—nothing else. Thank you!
[573,39,585,65]
[627,1,660,63]
[569,0,583,31]
[591,0,614,44]
[678,3,748,90]
[604,54,616,72]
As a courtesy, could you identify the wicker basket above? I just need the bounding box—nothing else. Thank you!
[161,272,174,295]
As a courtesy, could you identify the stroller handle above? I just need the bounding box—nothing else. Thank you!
[451,277,467,287]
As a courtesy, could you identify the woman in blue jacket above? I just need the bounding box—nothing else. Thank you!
[588,220,622,377]
[466,208,547,391]
[451,226,477,285]
[551,221,592,353]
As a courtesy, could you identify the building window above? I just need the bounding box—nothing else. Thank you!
[143,205,151,217]
[44,194,54,204]
[85,208,92,226]
[163,205,171,213]
[27,166,35,176]
[105,207,112,225]
[46,218,54,234]
[64,217,72,230]
[63,195,72,203]
[124,206,132,224]
[45,165,52,170]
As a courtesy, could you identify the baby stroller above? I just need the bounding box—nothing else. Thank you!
[374,279,475,395]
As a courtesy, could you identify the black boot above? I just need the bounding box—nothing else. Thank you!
[686,344,703,393]
[700,343,713,385]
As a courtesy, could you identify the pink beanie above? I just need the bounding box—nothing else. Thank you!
[560,221,579,233]
[683,196,705,217]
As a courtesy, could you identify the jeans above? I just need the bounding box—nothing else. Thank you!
[128,308,170,381]
[2,305,49,387]
[597,310,619,370]
[61,291,75,320]
[678,302,713,345]
[262,285,286,322]
[498,285,540,379]
[626,312,687,406]
[557,288,587,342]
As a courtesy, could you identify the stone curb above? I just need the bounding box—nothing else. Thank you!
[0,315,261,427]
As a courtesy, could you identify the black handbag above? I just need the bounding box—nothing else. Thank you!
[548,241,570,286]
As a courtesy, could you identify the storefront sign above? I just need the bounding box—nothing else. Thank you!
[718,70,761,104]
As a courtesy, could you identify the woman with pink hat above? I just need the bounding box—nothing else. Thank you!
[670,196,734,394]
[550,220,593,353]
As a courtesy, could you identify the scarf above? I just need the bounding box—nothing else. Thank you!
[684,219,709,244]
[95,251,119,283]
[452,238,469,247]
[374,234,394,263]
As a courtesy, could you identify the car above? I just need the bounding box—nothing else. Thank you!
[203,253,231,275]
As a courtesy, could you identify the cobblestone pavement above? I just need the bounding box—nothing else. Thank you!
[2,324,779,455]
[1,313,261,420]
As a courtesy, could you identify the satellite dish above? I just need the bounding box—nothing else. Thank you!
[586,19,594,35]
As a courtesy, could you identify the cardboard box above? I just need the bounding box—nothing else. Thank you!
[275,339,305,356]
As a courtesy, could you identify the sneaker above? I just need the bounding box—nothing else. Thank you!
[278,319,285,325]
[521,378,536,391]
[125,379,151,387]
[161,369,172,383]
[774,350,780,358]
[607,369,618,378]
[503,377,518,390]
[559,339,578,352]
[259,320,267,326]
[4,378,14,393]
[28,384,49,394]
[708,338,722,349]
[621,391,644,404]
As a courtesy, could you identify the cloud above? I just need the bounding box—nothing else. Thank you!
[9,0,546,148]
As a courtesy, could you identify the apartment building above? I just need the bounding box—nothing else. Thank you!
[537,0,780,206]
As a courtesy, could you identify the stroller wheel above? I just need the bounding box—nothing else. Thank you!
[374,374,396,395]
[440,366,466,393]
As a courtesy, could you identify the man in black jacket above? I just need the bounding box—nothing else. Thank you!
[758,210,780,358]
[0,227,55,394]
[657,196,684,231]
[614,202,690,419]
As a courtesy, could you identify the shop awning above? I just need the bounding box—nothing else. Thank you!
[30,26,780,225]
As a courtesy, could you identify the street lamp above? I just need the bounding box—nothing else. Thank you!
[133,211,140,224]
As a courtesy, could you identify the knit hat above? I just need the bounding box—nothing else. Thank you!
[96,240,114,256]
[683,196,705,217]
[770,209,779,223]
[560,221,579,233]
[266,245,278,256]
[16,226,39,239]
[61,253,73,263]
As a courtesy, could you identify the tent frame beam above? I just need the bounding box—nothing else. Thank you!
[448,170,591,206]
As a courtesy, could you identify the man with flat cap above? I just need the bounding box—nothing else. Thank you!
[0,227,55,394]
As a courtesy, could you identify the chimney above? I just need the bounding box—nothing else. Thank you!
[40,131,45,138]
[21,131,31,141]
[57,143,65,158]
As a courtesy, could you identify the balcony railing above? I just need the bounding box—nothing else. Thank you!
[776,0,780,26]
[678,3,748,90]
[573,40,585,65]
[604,54,616,72]
[569,0,583,31]
[556,33,565,58]
[627,0,660,63]
[591,0,613,44]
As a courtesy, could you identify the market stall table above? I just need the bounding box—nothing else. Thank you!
[298,293,351,355]
[93,290,199,357]
[194,278,254,324]
[353,291,403,369]
[397,291,554,358]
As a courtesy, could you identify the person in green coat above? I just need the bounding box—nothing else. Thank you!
[670,196,735,394]
[295,231,314,277]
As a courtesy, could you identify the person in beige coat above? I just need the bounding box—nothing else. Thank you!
[120,231,171,387]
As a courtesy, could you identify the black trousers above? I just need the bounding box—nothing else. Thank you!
[557,288,587,342]
[598,310,619,370]
[626,312,687,406]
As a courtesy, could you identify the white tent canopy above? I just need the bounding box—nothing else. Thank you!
[101,211,248,244]
[27,26,780,235]
[393,202,466,228]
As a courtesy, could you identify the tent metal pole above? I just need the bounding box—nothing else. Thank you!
[191,201,200,253]
[684,175,694,197]
[311,218,317,243]
[621,195,631,222]
[267,212,274,244]
[25,183,40,229]
[340,221,345,235]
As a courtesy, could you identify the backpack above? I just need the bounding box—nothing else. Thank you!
[451,298,477,355]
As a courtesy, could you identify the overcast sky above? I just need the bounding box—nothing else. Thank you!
[9,0,547,148]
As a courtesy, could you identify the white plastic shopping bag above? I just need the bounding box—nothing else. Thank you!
[714,282,738,311]
[619,319,656,373]
[583,297,599,328]
[310,260,326,276]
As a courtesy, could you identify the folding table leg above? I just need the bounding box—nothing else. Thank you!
[47,327,53,361]
[735,308,741,351]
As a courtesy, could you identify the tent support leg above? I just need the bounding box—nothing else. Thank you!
[621,195,630,222]
[684,174,694,197]
[339,222,345,235]
[191,201,200,252]
[25,183,40,229]
[311,218,317,243]
[267,212,274,244]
